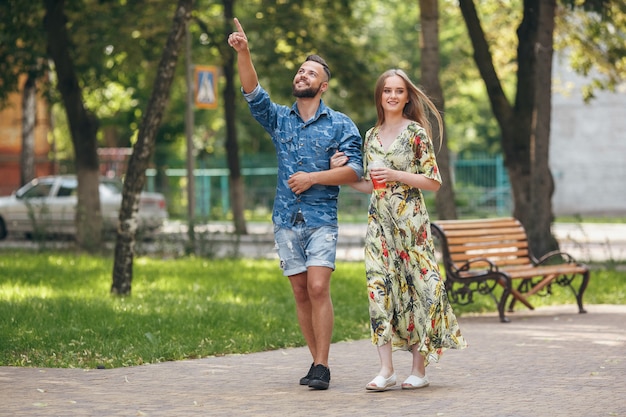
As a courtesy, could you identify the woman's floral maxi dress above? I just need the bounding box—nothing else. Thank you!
[364,122,467,364]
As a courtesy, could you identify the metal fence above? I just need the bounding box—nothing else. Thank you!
[144,154,512,221]
[452,155,511,217]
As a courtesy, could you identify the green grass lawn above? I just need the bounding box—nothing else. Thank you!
[1,251,624,369]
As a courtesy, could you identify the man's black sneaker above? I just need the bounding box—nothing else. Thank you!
[299,362,315,385]
[308,364,331,390]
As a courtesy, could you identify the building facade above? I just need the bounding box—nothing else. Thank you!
[0,78,52,196]
[550,54,626,216]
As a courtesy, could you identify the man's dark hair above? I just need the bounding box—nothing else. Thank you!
[305,54,331,81]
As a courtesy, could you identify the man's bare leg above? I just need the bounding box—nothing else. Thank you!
[289,272,317,360]
[306,266,334,367]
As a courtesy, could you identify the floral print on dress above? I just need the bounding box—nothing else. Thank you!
[364,122,467,365]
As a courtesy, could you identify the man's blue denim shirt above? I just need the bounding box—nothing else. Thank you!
[243,84,364,229]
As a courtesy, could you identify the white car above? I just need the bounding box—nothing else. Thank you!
[0,175,168,240]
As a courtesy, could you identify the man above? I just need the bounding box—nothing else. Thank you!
[228,18,363,390]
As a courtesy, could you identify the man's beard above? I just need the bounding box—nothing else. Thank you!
[292,82,321,98]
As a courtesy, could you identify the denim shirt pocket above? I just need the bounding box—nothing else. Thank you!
[312,139,339,169]
[277,132,298,159]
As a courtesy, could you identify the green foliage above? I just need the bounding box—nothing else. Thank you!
[0,0,48,106]
[556,0,626,101]
[3,0,624,190]
[1,251,624,368]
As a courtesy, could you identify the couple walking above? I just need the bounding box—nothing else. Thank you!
[227,17,466,392]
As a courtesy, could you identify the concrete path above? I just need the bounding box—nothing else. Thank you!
[2,221,625,263]
[161,221,626,263]
[2,304,625,417]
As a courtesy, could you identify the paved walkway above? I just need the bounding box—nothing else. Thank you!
[2,304,625,417]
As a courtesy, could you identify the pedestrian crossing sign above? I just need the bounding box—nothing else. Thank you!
[195,66,218,109]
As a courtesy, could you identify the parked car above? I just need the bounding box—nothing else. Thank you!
[0,175,168,240]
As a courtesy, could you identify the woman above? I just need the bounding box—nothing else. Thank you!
[332,69,467,391]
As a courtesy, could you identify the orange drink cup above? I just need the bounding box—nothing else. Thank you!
[369,159,386,190]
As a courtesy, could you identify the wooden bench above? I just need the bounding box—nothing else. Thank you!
[430,217,590,322]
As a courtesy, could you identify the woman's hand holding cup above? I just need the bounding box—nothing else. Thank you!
[369,159,387,190]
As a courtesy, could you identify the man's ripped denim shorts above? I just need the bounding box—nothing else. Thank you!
[273,224,338,276]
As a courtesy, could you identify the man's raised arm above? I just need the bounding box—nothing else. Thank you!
[227,18,258,94]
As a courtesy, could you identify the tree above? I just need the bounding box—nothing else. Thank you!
[458,0,557,255]
[221,0,247,235]
[419,0,457,220]
[44,0,102,250]
[458,0,621,256]
[3,0,184,250]
[530,0,558,256]
[189,1,247,236]
[0,2,47,105]
[20,73,37,186]
[1,1,52,186]
[111,0,193,295]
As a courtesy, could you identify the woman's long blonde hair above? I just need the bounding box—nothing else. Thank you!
[373,69,443,151]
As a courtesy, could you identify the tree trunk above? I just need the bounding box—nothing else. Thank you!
[419,0,457,220]
[20,72,36,186]
[507,0,540,225]
[459,0,559,256]
[222,0,247,235]
[185,22,197,253]
[528,0,559,256]
[111,0,194,295]
[44,0,102,250]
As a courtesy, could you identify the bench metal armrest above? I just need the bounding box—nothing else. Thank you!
[535,250,577,266]
[457,257,499,273]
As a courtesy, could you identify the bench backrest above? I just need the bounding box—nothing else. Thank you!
[432,217,534,270]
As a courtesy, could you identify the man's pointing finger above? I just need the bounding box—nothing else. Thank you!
[234,17,245,35]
